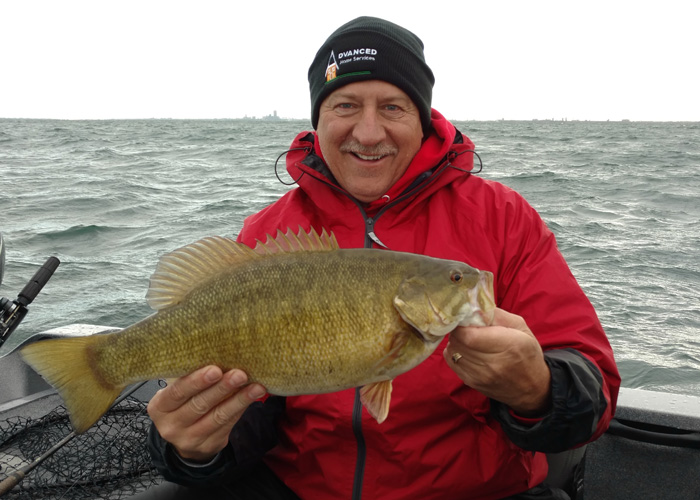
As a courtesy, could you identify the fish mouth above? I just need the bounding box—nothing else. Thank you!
[425,274,495,336]
[459,272,495,327]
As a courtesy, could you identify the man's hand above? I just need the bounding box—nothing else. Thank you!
[443,308,551,416]
[147,366,267,462]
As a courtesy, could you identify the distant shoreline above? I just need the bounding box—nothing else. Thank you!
[1,117,698,124]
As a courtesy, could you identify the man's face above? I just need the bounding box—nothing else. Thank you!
[316,80,424,203]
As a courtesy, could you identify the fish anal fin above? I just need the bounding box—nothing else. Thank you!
[360,380,393,424]
[253,226,338,256]
[146,236,257,310]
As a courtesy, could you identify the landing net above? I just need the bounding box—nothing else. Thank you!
[0,396,161,499]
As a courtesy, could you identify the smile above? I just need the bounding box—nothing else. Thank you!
[353,152,386,161]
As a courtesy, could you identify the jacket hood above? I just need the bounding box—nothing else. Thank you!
[284,109,477,213]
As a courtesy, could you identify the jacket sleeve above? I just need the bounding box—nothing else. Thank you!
[486,187,620,452]
[491,349,609,452]
[147,396,286,486]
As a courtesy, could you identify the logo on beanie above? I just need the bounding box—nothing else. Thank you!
[325,48,378,82]
[325,52,338,82]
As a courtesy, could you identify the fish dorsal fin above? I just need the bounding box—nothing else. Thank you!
[146,228,338,310]
[146,236,258,310]
[253,226,338,255]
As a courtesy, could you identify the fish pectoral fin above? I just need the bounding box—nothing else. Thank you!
[360,380,393,424]
[374,329,410,372]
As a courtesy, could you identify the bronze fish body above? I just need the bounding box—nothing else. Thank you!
[21,228,495,433]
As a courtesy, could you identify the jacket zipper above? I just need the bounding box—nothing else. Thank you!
[351,202,373,500]
[350,202,399,500]
[351,388,366,500]
[294,151,455,500]
[350,178,444,499]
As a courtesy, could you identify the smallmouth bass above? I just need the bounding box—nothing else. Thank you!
[21,227,495,433]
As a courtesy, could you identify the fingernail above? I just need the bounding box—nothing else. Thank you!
[248,385,266,400]
[228,370,248,388]
[204,367,220,383]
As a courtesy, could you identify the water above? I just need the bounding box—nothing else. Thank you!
[1,118,698,396]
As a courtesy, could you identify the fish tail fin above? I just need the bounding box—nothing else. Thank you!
[20,336,124,433]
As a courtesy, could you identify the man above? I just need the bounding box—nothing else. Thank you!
[143,16,620,499]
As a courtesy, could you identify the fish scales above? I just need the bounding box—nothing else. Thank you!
[21,227,495,432]
[95,249,425,394]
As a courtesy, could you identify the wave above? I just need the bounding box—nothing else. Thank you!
[2,118,698,395]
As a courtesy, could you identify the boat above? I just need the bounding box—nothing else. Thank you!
[1,234,699,499]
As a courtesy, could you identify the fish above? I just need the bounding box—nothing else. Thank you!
[20,227,495,433]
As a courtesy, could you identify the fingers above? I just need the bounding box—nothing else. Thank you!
[147,366,267,461]
[202,380,266,429]
[170,382,267,461]
[149,366,261,425]
[152,366,228,413]
[489,308,532,334]
[449,308,533,354]
[443,308,551,413]
[181,369,247,425]
[445,310,539,372]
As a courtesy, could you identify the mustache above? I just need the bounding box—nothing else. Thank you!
[339,141,398,157]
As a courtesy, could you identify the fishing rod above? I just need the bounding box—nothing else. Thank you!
[0,235,150,496]
[0,380,149,496]
[0,238,61,349]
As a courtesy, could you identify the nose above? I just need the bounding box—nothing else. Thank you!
[352,108,387,145]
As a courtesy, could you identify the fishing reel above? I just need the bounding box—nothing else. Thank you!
[0,233,60,348]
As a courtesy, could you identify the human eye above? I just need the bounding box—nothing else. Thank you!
[381,103,406,118]
[334,102,358,115]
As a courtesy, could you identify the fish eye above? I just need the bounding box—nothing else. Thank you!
[451,271,463,283]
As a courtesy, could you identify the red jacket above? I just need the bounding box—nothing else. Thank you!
[149,110,620,499]
[233,110,620,499]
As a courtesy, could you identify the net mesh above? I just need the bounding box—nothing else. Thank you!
[0,396,161,499]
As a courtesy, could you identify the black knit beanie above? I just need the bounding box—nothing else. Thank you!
[308,16,435,131]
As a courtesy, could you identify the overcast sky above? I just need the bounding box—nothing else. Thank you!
[1,1,698,121]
